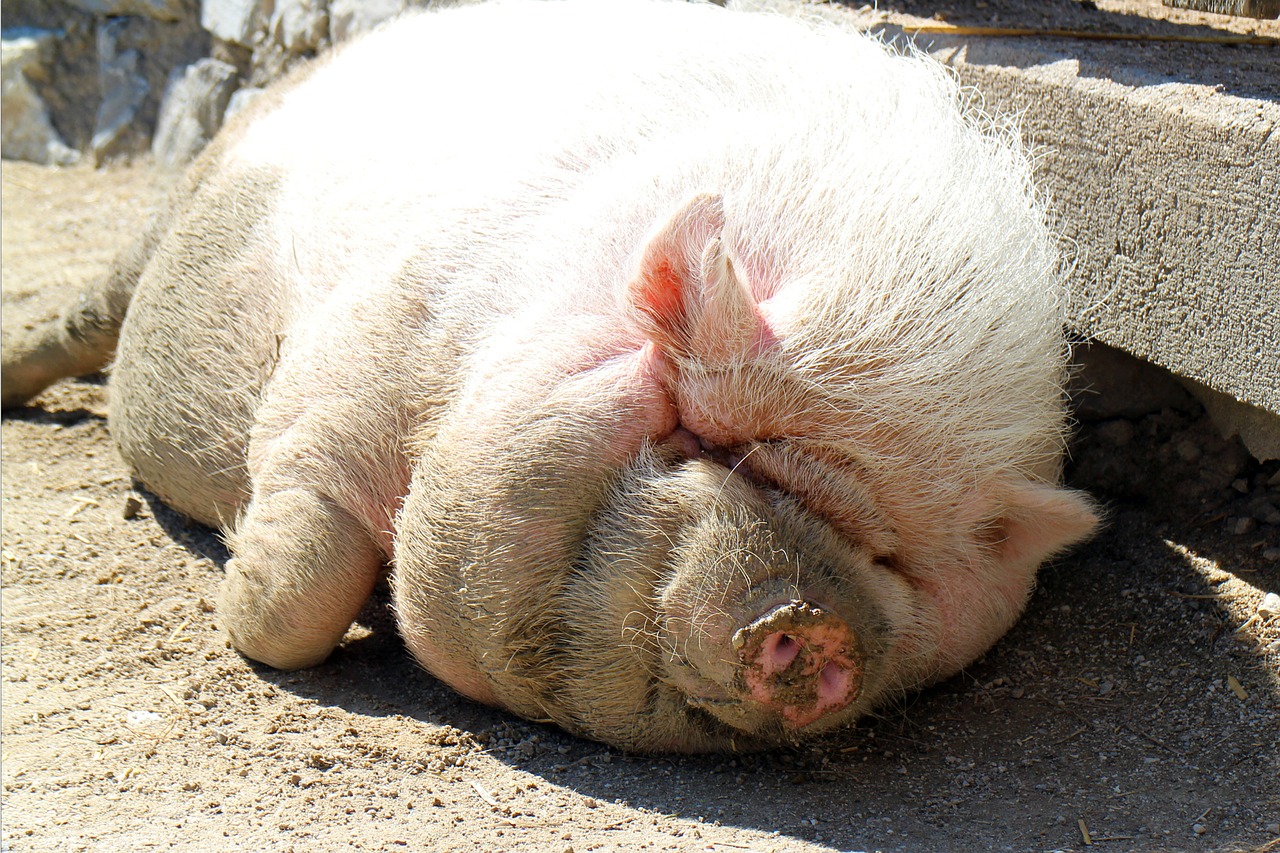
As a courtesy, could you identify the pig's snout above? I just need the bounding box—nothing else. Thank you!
[732,600,863,728]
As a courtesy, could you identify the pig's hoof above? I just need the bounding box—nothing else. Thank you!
[733,600,862,728]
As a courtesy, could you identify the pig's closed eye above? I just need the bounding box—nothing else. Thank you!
[667,424,747,471]
[871,554,900,573]
[699,441,785,494]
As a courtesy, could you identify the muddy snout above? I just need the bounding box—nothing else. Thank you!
[733,600,863,729]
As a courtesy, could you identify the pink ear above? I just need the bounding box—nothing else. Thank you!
[626,193,761,361]
[992,480,1100,570]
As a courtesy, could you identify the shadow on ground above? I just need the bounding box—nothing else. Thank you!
[250,399,1280,852]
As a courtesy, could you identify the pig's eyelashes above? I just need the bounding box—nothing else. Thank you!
[727,439,902,560]
[700,443,745,473]
[667,426,751,474]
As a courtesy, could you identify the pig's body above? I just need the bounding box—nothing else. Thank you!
[1,0,1097,751]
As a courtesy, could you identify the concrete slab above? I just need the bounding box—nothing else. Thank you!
[840,0,1278,455]
[948,52,1277,402]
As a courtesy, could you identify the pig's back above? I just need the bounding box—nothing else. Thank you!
[229,0,1062,491]
[225,0,979,316]
[114,0,1066,533]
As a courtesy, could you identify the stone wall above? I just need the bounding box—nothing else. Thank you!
[1,0,450,167]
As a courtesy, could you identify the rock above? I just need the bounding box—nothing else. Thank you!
[1260,592,1280,618]
[1229,517,1257,536]
[1174,438,1201,463]
[329,0,406,42]
[1095,419,1135,447]
[1249,497,1280,526]
[202,0,266,47]
[151,58,238,168]
[90,18,151,164]
[223,85,264,122]
[271,0,329,53]
[1203,440,1253,492]
[1182,377,1280,463]
[64,0,189,21]
[1,30,80,166]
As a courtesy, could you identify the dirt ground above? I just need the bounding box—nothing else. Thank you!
[2,4,1279,848]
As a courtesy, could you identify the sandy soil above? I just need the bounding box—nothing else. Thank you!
[2,16,1278,846]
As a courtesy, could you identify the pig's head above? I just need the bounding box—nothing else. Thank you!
[551,436,1095,753]
[651,459,897,737]
[546,191,1099,751]
[548,442,910,752]
[398,189,1096,754]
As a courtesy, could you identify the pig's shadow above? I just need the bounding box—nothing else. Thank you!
[2,404,104,429]
[142,485,230,564]
[247,491,1278,853]
[0,374,110,427]
[148,398,1277,851]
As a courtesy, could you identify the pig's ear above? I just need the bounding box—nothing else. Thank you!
[627,193,760,361]
[986,479,1100,571]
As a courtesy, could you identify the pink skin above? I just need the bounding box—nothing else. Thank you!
[735,601,864,729]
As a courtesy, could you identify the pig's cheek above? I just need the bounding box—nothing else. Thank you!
[884,557,1034,684]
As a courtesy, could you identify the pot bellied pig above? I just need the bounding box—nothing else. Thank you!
[1,0,1098,752]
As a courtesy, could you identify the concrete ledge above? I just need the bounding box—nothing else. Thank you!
[937,47,1278,416]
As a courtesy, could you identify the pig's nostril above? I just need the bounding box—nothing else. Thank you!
[759,631,801,674]
[818,661,852,706]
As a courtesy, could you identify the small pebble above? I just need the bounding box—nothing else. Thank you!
[1231,478,1249,494]
[1175,439,1201,463]
[1096,420,1135,447]
[122,494,143,520]
[1230,517,1257,535]
[1258,592,1280,620]
[1193,824,1207,835]
[1265,822,1279,835]
[1264,548,1280,563]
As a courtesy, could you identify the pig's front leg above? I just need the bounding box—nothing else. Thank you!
[392,315,677,715]
[213,308,414,672]
[218,487,384,670]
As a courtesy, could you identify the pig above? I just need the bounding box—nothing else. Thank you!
[0,0,1098,752]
